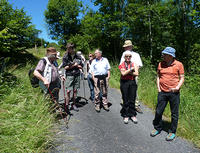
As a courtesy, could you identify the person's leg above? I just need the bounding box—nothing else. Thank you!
[135,76,142,113]
[72,75,80,111]
[169,92,180,134]
[65,76,74,111]
[101,78,109,110]
[128,80,137,121]
[153,92,168,132]
[87,74,95,101]
[93,77,101,112]
[120,80,130,118]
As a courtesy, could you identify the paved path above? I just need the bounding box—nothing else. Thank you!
[49,79,200,153]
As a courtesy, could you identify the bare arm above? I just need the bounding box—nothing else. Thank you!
[107,70,110,80]
[170,74,184,92]
[157,75,161,92]
[33,70,50,88]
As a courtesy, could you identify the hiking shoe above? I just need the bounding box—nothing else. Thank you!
[124,117,129,124]
[95,105,100,112]
[131,116,138,124]
[72,104,79,112]
[135,107,143,114]
[150,129,160,137]
[166,133,176,141]
[103,104,109,111]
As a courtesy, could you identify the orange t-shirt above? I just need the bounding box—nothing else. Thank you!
[158,60,184,92]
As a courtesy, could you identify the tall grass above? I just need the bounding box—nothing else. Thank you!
[0,50,55,152]
[110,60,200,148]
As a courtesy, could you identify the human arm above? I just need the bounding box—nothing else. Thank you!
[157,75,161,92]
[170,74,184,92]
[33,69,50,88]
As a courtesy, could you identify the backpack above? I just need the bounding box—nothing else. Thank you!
[28,58,47,88]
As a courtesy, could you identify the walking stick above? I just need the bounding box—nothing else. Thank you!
[48,87,69,128]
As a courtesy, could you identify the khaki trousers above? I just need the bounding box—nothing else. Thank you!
[93,77,109,105]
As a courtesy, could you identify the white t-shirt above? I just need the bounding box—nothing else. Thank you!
[120,50,143,67]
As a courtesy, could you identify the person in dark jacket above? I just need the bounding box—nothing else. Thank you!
[62,43,83,111]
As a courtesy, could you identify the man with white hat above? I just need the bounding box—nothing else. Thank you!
[150,47,184,141]
[120,40,143,113]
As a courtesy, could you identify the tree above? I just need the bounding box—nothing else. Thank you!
[44,0,82,46]
[0,0,41,56]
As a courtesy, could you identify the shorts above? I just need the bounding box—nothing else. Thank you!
[65,75,80,91]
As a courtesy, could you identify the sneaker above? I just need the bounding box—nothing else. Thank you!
[150,129,160,137]
[135,107,143,114]
[124,117,129,124]
[72,104,79,112]
[166,133,176,141]
[131,116,138,124]
[103,104,109,111]
[95,105,100,112]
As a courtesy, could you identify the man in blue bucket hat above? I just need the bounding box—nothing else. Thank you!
[150,47,184,141]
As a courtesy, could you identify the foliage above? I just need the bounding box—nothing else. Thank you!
[44,0,82,46]
[0,0,41,56]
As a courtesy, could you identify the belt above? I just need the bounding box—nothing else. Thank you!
[94,74,108,79]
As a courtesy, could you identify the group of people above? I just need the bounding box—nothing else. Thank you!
[33,40,184,141]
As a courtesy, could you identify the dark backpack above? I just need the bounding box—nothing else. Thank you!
[28,58,47,88]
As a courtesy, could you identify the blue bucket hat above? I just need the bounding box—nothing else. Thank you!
[162,47,176,57]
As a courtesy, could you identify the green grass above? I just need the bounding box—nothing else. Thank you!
[0,49,56,152]
[110,62,200,148]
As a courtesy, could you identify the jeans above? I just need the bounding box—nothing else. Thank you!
[153,91,180,133]
[87,73,94,101]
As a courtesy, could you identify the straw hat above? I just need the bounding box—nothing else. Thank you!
[123,40,133,47]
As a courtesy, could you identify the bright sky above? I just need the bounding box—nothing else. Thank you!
[8,0,98,43]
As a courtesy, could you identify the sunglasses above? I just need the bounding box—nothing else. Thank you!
[125,55,132,58]
[89,56,92,57]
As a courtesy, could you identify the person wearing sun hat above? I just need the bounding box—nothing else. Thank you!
[150,47,184,141]
[120,40,143,114]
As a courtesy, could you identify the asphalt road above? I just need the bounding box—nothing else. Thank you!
[49,79,200,153]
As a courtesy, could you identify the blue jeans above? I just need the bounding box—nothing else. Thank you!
[87,73,94,101]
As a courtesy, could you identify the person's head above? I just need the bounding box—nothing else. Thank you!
[123,40,133,51]
[76,51,82,56]
[66,43,75,54]
[161,47,175,62]
[88,53,94,60]
[46,47,57,61]
[123,51,132,63]
[94,49,102,59]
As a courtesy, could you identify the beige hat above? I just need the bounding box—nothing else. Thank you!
[123,40,133,47]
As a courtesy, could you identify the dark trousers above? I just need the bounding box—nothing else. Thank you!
[120,79,137,117]
[153,92,180,133]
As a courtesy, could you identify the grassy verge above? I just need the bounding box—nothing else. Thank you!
[110,61,200,148]
[0,49,55,152]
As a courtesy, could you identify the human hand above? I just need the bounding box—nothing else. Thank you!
[43,79,50,88]
[170,86,179,92]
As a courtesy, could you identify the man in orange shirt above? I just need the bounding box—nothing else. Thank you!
[150,47,184,141]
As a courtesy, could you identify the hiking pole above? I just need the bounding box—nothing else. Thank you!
[48,87,68,127]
